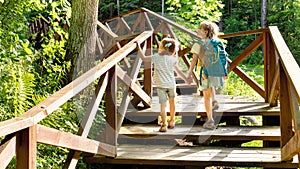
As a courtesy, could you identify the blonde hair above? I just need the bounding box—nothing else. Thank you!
[158,38,179,56]
[199,20,219,39]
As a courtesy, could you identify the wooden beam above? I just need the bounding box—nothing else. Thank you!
[0,135,16,169]
[0,31,153,138]
[120,17,132,33]
[131,13,142,33]
[36,125,116,157]
[281,130,300,161]
[229,58,265,98]
[63,73,109,169]
[97,21,118,39]
[230,34,264,70]
[117,57,143,132]
[16,126,37,169]
[280,63,294,160]
[116,66,151,107]
[219,29,268,39]
[103,66,117,154]
[164,22,177,40]
[268,65,280,106]
[178,47,191,58]
[142,8,198,38]
[142,12,154,31]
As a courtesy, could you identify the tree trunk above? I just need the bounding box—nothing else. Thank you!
[65,0,99,83]
[261,0,268,28]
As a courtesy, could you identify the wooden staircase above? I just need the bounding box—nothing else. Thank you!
[84,84,299,168]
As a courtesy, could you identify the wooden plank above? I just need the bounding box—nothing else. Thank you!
[36,125,116,157]
[230,34,263,70]
[119,125,280,141]
[16,126,37,169]
[126,95,279,117]
[164,22,177,40]
[141,12,154,31]
[0,135,16,169]
[120,17,132,33]
[131,13,142,33]
[0,31,152,138]
[281,130,300,161]
[97,21,118,39]
[85,144,298,168]
[219,29,268,39]
[0,117,34,138]
[269,26,300,103]
[231,62,265,98]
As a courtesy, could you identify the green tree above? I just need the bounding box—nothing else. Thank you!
[268,0,300,65]
[166,0,224,24]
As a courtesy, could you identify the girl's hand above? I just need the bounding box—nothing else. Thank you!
[186,76,193,84]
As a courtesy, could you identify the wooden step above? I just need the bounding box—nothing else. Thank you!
[119,124,280,141]
[84,144,299,168]
[126,95,280,117]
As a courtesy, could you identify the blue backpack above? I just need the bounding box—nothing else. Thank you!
[199,39,229,77]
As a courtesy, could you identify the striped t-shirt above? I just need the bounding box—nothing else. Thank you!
[152,53,178,88]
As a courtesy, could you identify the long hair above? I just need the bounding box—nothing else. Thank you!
[199,21,219,39]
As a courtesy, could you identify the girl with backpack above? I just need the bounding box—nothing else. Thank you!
[187,20,228,130]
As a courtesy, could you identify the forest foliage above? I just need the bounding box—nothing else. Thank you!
[0,0,299,168]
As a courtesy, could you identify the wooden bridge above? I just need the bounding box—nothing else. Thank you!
[1,8,300,169]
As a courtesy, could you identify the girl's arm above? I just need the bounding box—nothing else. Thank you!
[175,65,189,84]
[137,42,151,62]
[186,53,199,83]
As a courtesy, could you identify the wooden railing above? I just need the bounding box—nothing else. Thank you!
[0,7,299,168]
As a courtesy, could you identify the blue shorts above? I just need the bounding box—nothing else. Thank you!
[157,88,176,104]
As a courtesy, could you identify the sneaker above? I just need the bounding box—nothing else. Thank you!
[203,120,216,130]
[212,100,219,111]
[159,123,168,132]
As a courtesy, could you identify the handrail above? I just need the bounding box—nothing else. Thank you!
[0,31,153,168]
[268,26,300,162]
[0,31,153,138]
[269,26,300,102]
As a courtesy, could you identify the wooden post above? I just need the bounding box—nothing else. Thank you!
[16,125,37,169]
[143,35,153,102]
[104,66,117,152]
[265,30,278,106]
[279,63,294,150]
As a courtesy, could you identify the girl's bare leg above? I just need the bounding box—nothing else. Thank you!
[211,87,219,111]
[203,88,213,121]
[159,102,168,132]
[168,98,175,128]
[160,102,167,124]
[211,87,216,101]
